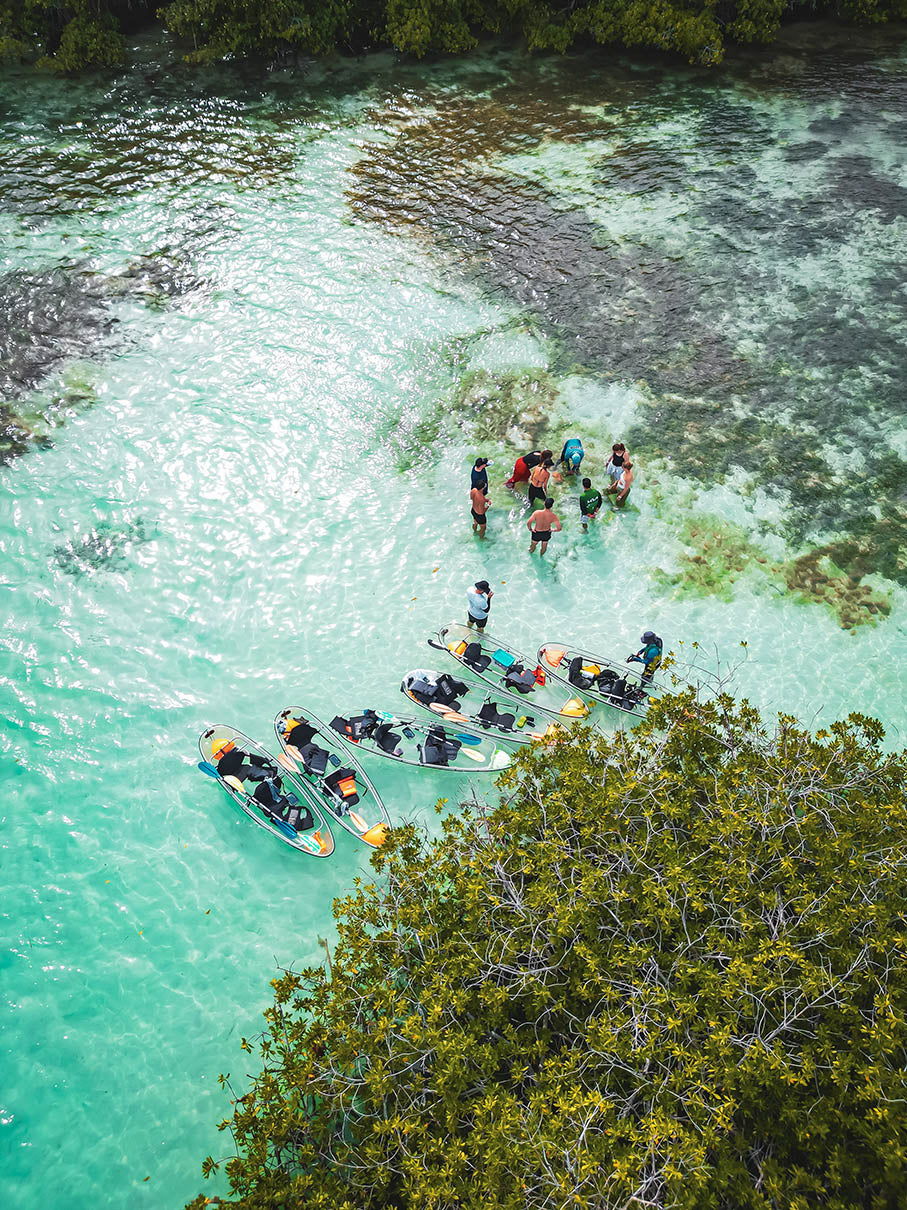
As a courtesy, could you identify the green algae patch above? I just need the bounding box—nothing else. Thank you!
[648,494,893,631]
[650,512,766,603]
[452,367,559,446]
[782,549,892,632]
[395,364,559,473]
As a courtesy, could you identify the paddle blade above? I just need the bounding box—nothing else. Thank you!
[362,822,388,847]
[198,761,219,778]
[277,750,300,774]
[459,745,486,762]
[541,645,566,668]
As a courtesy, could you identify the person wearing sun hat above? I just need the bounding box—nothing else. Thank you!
[627,631,663,684]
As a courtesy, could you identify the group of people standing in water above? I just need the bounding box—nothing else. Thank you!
[468,438,634,554]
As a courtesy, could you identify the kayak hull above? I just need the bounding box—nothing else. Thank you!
[274,707,391,847]
[537,643,658,718]
[400,669,567,747]
[330,709,512,773]
[198,725,334,856]
[432,623,598,722]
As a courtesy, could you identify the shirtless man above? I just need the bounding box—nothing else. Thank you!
[527,497,561,556]
[470,484,488,536]
[613,461,633,508]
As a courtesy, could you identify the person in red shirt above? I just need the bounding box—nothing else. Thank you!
[506,449,551,489]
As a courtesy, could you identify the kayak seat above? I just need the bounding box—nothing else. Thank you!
[421,732,448,766]
[504,666,537,694]
[436,673,468,705]
[421,727,460,766]
[603,677,628,703]
[252,776,283,808]
[373,723,402,755]
[462,642,491,674]
[287,721,317,750]
[297,742,329,776]
[324,767,360,808]
[407,676,437,705]
[332,714,377,743]
[596,669,619,691]
[216,747,247,779]
[568,656,595,691]
[285,802,314,831]
[478,701,516,730]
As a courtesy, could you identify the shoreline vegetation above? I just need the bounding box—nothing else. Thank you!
[0,1,905,73]
[190,693,907,1209]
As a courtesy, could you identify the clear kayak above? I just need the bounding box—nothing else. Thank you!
[197,725,334,856]
[273,707,391,848]
[328,709,512,772]
[431,623,598,723]
[537,643,658,717]
[401,668,566,747]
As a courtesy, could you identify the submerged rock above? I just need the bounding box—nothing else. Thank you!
[52,518,151,576]
[0,252,204,465]
[0,264,118,406]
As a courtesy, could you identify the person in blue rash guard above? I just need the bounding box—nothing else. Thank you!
[558,437,584,476]
[627,631,663,684]
[466,579,494,630]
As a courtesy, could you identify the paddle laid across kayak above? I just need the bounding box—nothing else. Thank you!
[198,725,334,856]
[400,668,566,747]
[274,706,391,847]
[329,709,512,772]
[431,623,597,722]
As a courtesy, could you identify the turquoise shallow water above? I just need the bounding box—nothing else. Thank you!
[2,26,906,1208]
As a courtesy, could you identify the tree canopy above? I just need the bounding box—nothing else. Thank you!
[189,691,907,1209]
[2,0,906,71]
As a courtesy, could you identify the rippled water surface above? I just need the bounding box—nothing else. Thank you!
[2,25,906,1208]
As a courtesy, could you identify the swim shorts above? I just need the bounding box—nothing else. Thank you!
[532,530,552,543]
[471,508,486,524]
[528,485,546,506]
[468,613,488,630]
